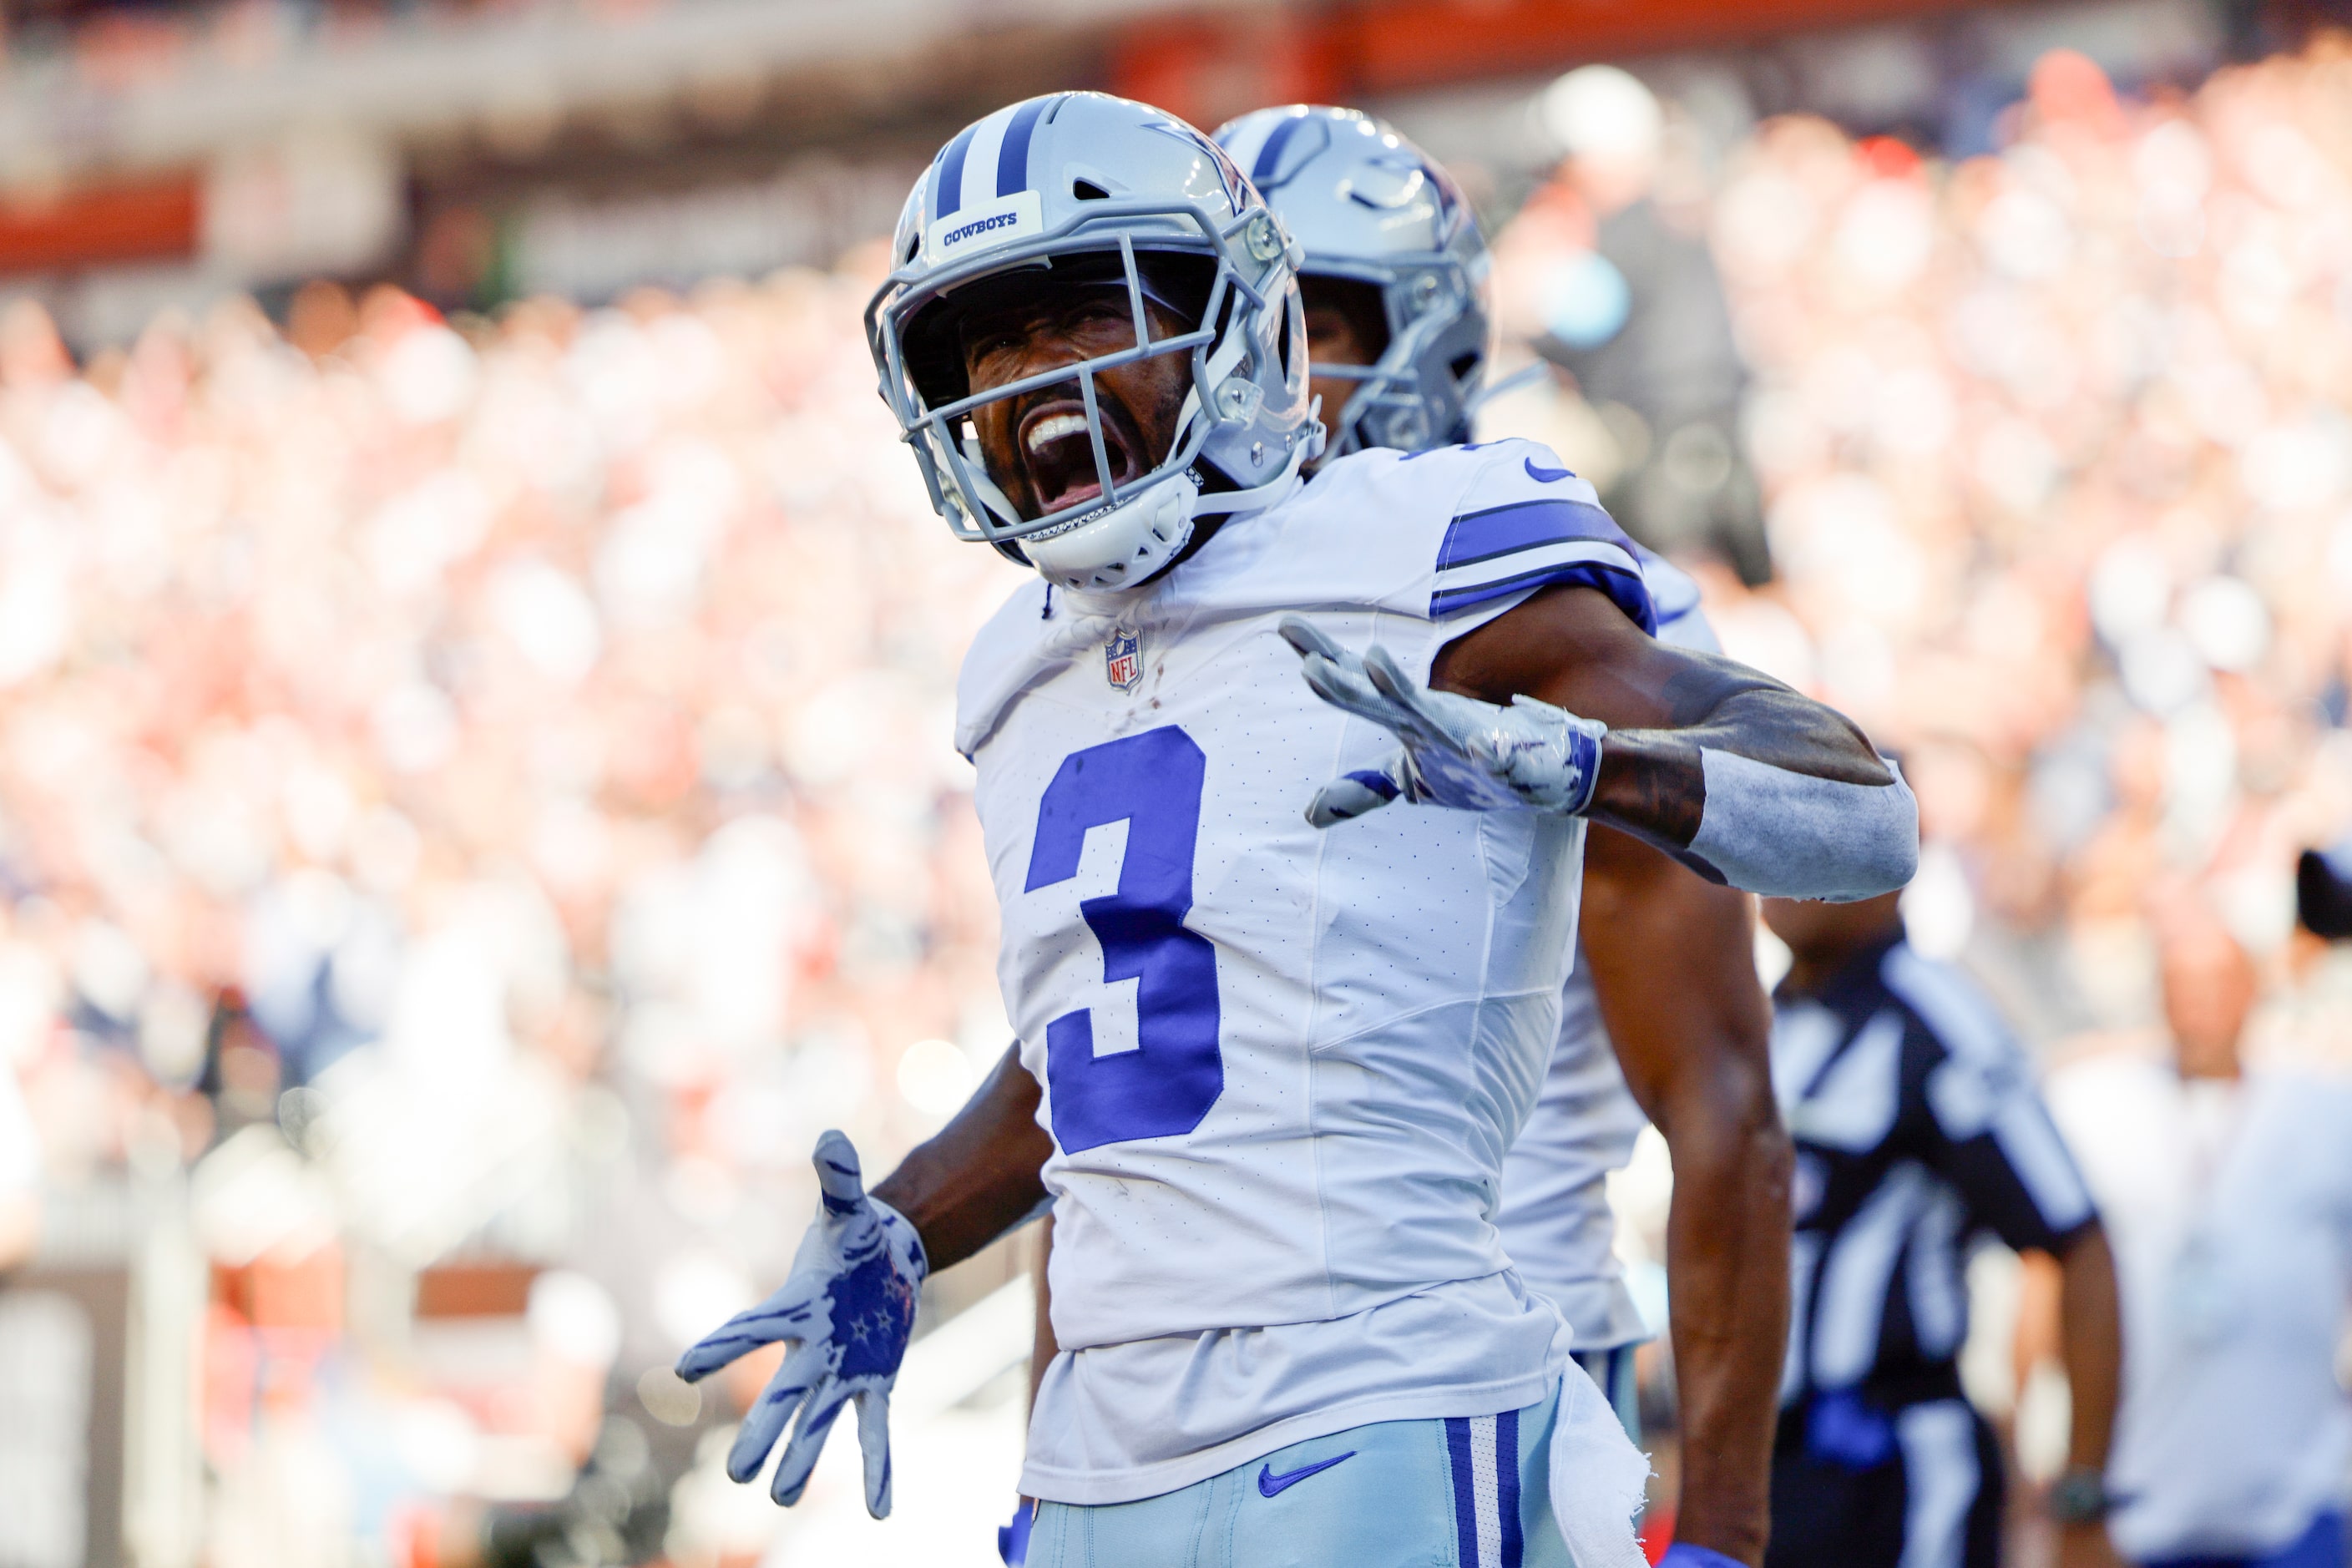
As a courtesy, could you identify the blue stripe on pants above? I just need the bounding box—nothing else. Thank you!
[1497,1408,1523,1568]
[1446,1417,1481,1567]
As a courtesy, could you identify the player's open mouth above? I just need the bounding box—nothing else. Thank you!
[1019,398,1141,514]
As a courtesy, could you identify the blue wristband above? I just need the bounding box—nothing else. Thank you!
[1657,1546,1746,1568]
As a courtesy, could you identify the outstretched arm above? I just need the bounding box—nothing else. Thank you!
[1434,585,1913,900]
[1285,584,1915,902]
[673,1045,1050,1518]
[1582,826,1788,1567]
[873,1043,1053,1271]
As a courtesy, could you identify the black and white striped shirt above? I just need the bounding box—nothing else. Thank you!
[1774,933,2097,1413]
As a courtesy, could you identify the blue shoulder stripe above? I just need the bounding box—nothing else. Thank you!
[1436,498,1623,573]
[997,98,1050,199]
[1430,559,1656,633]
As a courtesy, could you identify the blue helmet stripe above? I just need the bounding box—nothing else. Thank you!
[996,97,1051,199]
[1251,109,1308,185]
[935,122,981,220]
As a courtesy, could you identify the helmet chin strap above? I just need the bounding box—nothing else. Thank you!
[1190,422,1318,518]
[959,431,1027,532]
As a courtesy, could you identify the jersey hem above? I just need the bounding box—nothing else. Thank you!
[1015,1366,1564,1505]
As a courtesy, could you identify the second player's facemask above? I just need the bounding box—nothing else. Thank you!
[867,92,1320,594]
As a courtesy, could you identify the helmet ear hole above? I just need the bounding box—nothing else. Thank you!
[1074,180,1110,200]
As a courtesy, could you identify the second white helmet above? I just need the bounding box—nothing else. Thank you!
[1214,105,1491,458]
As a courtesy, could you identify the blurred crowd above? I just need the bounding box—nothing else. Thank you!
[0,28,2350,1568]
[0,252,1026,1565]
[1493,38,2352,1061]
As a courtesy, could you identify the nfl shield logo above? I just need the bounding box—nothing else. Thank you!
[1105,628,1143,691]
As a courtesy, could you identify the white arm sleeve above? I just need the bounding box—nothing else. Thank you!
[1686,749,1919,902]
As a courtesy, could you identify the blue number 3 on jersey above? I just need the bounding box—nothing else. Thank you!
[1024,726,1223,1152]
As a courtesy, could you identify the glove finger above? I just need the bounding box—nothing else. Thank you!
[726,1338,828,1483]
[855,1387,894,1519]
[1363,645,1475,756]
[1277,615,1353,667]
[812,1129,867,1216]
[771,1376,857,1507]
[1306,765,1404,828]
[675,1282,823,1381]
[1300,653,1404,727]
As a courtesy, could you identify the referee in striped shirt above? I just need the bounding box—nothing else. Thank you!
[1760,889,2127,1568]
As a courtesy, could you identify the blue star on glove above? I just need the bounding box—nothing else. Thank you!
[1278,615,1608,827]
[675,1130,927,1518]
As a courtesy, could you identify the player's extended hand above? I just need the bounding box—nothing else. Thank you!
[1278,615,1608,827]
[675,1130,928,1517]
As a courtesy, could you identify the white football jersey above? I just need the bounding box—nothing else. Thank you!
[1495,550,1721,1352]
[955,438,1655,1502]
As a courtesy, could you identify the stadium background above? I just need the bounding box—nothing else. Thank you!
[0,0,2349,1565]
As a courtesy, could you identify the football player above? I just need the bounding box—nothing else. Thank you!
[983,104,1797,1568]
[679,92,1914,1567]
[1234,105,1788,1566]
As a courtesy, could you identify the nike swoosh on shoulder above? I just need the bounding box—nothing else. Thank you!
[1257,1449,1357,1498]
[1524,456,1576,483]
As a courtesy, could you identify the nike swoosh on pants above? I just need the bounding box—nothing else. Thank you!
[1256,1450,1356,1498]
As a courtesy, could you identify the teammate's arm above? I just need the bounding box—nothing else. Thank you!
[1581,826,1788,1568]
[1288,584,1914,902]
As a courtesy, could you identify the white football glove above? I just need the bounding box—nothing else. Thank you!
[675,1130,927,1518]
[1279,615,1608,827]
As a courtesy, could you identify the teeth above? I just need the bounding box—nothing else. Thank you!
[1026,412,1090,453]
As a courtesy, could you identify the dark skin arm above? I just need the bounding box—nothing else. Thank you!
[2055,1224,2127,1568]
[2013,1225,2128,1568]
[871,1043,1051,1273]
[2057,1224,2122,1484]
[1581,825,1788,1567]
[1430,583,1893,867]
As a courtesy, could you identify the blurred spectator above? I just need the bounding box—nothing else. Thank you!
[2043,898,2352,1568]
[1759,891,2122,1568]
[2297,837,2352,938]
[1516,65,1772,584]
[0,1056,37,1270]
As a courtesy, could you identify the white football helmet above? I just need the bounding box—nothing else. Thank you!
[1213,106,1490,458]
[867,92,1318,593]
